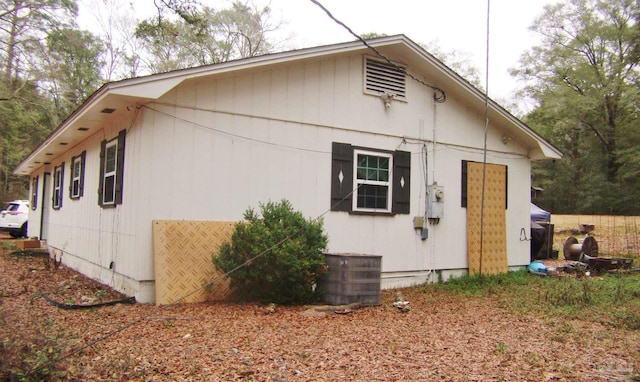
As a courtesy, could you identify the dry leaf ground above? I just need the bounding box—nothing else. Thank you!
[1,221,640,381]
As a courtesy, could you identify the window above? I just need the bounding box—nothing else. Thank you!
[102,141,117,204]
[31,176,38,210]
[53,163,64,210]
[69,151,86,199]
[99,129,126,207]
[331,142,411,215]
[354,150,392,212]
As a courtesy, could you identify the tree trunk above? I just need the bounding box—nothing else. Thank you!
[4,2,19,86]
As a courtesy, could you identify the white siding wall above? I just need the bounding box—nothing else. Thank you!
[31,51,535,302]
[35,111,153,301]
[130,52,532,290]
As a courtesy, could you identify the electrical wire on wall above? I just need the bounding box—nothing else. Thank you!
[430,97,439,275]
[423,143,436,278]
[144,104,331,155]
[149,101,528,162]
[398,140,435,279]
[422,144,429,221]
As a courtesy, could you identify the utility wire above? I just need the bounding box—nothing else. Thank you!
[309,0,446,103]
[26,182,364,378]
[479,0,491,276]
[143,105,330,155]
[146,103,526,160]
[27,3,490,368]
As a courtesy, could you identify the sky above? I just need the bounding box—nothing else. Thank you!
[261,0,553,102]
[78,0,555,103]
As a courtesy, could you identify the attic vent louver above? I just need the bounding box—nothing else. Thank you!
[364,57,406,100]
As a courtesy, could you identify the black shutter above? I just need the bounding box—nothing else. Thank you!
[58,162,65,208]
[32,176,38,210]
[98,139,106,206]
[115,129,126,205]
[392,150,411,214]
[330,142,353,211]
[51,167,56,207]
[461,160,468,208]
[68,158,74,195]
[79,151,86,197]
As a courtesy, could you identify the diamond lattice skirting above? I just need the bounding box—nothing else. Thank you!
[152,220,236,305]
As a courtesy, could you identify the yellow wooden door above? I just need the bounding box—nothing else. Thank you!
[466,162,507,275]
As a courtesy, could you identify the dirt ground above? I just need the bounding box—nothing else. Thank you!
[1,245,639,381]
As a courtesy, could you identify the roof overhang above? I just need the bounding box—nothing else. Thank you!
[368,36,562,160]
[15,35,561,175]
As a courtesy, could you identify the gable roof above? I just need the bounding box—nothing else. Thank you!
[14,34,561,175]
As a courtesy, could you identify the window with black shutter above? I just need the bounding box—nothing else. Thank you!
[70,151,86,199]
[53,163,64,210]
[99,129,126,207]
[331,142,411,215]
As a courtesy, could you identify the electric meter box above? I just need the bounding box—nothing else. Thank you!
[427,183,444,219]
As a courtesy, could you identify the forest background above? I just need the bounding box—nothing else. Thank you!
[1,0,639,215]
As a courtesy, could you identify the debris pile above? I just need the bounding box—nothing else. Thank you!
[392,291,411,312]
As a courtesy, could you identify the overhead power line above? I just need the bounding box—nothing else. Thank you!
[309,0,446,103]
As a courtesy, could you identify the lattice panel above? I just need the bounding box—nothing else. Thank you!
[466,162,507,276]
[153,220,235,305]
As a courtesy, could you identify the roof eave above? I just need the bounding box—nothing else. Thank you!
[15,35,562,175]
[13,84,155,175]
[397,37,563,161]
[14,38,395,176]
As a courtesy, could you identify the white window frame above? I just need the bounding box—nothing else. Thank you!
[352,149,393,213]
[71,155,82,198]
[53,165,63,209]
[102,139,118,205]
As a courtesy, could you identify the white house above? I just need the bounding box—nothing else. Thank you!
[15,35,562,304]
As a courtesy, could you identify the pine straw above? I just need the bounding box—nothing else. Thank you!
[1,245,640,380]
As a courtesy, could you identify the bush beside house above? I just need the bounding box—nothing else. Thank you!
[212,200,328,304]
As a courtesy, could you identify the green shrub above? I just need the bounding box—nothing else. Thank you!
[212,199,328,305]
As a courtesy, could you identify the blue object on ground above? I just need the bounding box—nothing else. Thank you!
[528,260,547,276]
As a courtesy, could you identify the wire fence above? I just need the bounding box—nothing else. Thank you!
[551,215,640,260]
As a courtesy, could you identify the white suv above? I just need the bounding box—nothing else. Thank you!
[0,200,29,238]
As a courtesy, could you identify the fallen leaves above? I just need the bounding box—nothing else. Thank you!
[1,248,640,381]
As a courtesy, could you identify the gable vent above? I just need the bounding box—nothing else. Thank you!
[364,57,407,100]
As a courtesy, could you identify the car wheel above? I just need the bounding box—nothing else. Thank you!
[9,230,21,238]
[21,222,27,238]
